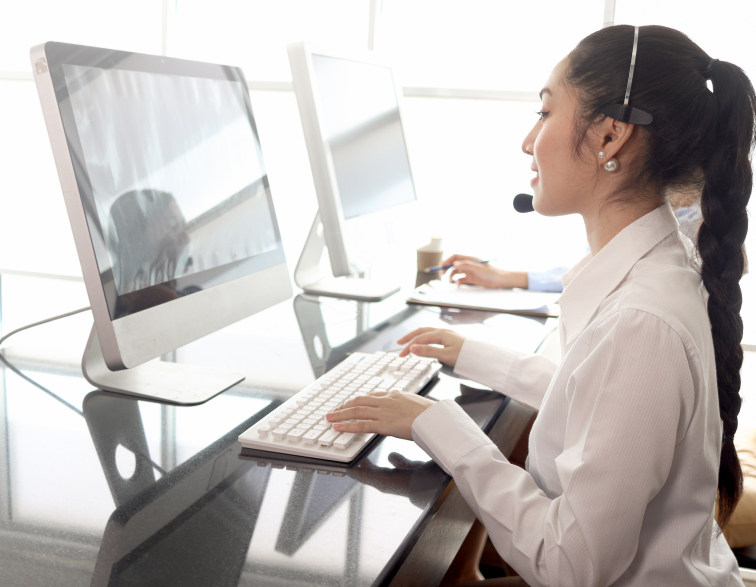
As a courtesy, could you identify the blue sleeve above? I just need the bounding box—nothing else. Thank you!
[527,267,567,292]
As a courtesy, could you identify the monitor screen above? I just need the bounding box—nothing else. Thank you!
[50,48,285,320]
[310,55,416,220]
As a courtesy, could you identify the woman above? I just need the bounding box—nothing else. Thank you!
[328,25,756,586]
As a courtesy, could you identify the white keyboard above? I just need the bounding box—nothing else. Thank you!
[238,351,442,463]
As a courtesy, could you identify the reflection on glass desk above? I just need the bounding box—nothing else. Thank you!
[0,271,556,587]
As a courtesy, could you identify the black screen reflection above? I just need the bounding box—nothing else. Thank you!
[107,189,191,298]
[83,392,273,587]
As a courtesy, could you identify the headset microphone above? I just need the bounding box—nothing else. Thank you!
[513,193,534,213]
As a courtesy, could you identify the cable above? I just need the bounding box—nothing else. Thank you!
[0,306,91,348]
[0,352,84,415]
[0,308,169,477]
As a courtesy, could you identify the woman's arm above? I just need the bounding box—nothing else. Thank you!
[398,328,558,410]
[414,310,692,587]
[331,309,693,587]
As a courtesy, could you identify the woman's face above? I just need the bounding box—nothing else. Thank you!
[522,58,599,217]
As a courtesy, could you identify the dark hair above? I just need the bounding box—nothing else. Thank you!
[566,25,756,527]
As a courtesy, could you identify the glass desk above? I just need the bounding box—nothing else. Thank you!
[0,272,555,587]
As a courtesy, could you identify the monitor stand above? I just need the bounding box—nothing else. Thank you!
[294,212,400,303]
[82,325,245,405]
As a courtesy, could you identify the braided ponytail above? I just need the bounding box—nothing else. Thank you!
[698,59,755,526]
[566,25,756,528]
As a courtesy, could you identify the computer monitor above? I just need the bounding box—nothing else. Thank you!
[31,42,292,404]
[288,42,418,302]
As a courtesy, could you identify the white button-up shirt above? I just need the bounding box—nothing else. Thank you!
[412,204,743,586]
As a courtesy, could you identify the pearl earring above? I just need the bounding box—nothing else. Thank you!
[598,151,606,159]
[603,158,618,172]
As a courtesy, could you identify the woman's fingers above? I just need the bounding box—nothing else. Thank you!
[332,419,380,434]
[397,327,436,345]
[448,267,464,281]
[327,404,379,422]
[397,327,440,355]
[406,329,466,366]
[327,390,436,440]
[398,345,412,358]
[398,328,467,365]
[331,395,382,413]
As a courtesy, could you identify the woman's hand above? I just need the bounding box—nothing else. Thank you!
[326,390,435,440]
[396,327,466,366]
[442,253,528,289]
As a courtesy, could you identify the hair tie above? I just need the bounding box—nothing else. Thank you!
[723,433,735,444]
[705,58,720,79]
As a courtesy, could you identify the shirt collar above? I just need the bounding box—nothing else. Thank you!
[559,203,680,345]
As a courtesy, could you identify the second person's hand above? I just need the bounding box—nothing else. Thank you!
[443,253,529,289]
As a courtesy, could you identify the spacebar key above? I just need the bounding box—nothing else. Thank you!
[318,429,340,447]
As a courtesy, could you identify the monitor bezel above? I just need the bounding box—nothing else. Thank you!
[288,41,418,277]
[32,41,292,370]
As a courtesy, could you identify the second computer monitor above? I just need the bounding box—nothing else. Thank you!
[288,42,418,301]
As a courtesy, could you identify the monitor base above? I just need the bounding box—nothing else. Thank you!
[301,277,399,302]
[82,326,245,405]
[294,212,400,302]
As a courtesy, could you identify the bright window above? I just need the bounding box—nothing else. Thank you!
[379,0,605,91]
[170,0,370,81]
[0,0,162,72]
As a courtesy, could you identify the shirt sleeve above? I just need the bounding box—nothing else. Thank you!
[528,266,568,292]
[454,338,558,410]
[414,309,693,587]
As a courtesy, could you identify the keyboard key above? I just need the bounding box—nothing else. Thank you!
[303,429,324,444]
[257,423,271,438]
[318,429,341,447]
[313,424,329,431]
[287,428,306,443]
[272,427,287,440]
[334,433,356,450]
